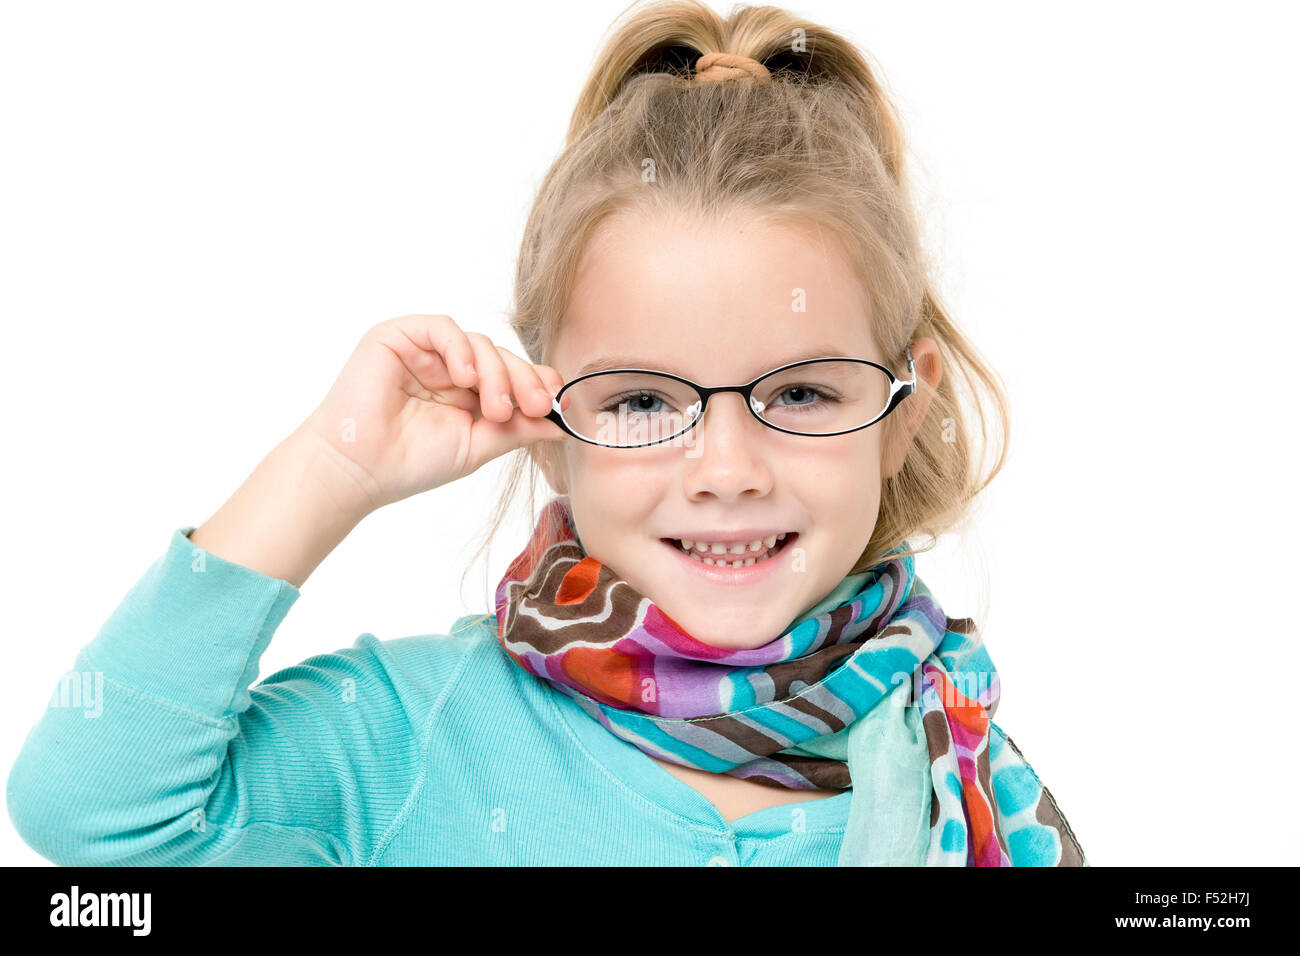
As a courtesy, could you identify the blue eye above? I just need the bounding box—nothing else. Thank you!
[771,385,838,410]
[601,391,672,415]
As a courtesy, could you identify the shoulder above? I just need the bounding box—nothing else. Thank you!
[252,612,518,729]
[365,612,500,682]
[987,721,1089,866]
[371,612,517,675]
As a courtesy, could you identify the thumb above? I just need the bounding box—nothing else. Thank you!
[466,408,566,467]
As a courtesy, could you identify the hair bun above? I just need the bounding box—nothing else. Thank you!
[693,51,772,85]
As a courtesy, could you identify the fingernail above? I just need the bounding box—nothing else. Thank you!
[464,361,476,374]
[501,393,513,407]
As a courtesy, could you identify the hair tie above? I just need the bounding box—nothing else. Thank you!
[694,52,771,85]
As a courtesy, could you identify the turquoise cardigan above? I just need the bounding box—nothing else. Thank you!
[6,526,1079,866]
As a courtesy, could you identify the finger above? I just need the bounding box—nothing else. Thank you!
[464,394,567,466]
[532,364,567,399]
[495,347,561,419]
[384,314,479,389]
[465,332,516,422]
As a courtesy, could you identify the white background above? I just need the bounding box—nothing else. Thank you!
[2,0,1296,866]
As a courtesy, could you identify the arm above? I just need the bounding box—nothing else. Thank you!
[8,313,561,865]
[6,523,449,866]
[5,430,422,865]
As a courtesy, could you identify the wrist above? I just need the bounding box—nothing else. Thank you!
[188,429,374,588]
[285,420,384,523]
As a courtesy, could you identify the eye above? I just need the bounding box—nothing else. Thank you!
[600,391,673,415]
[771,385,837,408]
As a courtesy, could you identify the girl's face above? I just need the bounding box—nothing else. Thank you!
[533,209,914,650]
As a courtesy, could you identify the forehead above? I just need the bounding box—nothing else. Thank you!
[552,209,878,381]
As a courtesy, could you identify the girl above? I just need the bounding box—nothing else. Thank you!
[8,0,1086,866]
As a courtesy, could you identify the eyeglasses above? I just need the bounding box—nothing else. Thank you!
[545,348,916,448]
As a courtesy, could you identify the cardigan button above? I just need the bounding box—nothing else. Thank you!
[706,855,731,866]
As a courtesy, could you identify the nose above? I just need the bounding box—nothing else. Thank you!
[697,389,764,432]
[682,391,774,499]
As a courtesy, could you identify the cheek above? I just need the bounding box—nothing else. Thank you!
[566,450,673,528]
[571,448,676,492]
[800,435,883,485]
[799,441,884,532]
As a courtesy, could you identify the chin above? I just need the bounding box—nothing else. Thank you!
[665,609,787,651]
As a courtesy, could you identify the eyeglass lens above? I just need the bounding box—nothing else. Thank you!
[558,360,893,446]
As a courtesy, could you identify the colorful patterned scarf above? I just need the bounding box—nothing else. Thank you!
[494,495,1086,866]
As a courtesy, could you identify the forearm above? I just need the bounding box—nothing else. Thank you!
[189,425,375,588]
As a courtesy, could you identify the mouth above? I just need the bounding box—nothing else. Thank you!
[659,532,798,575]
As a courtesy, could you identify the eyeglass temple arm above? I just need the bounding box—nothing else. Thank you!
[889,346,917,394]
[878,346,917,420]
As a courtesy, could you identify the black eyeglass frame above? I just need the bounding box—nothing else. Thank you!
[544,347,917,449]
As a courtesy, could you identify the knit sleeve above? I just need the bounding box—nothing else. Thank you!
[987,721,1089,867]
[5,527,459,866]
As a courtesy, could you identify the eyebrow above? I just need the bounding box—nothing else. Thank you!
[577,345,857,378]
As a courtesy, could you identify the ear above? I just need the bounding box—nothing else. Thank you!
[527,440,569,495]
[880,337,942,479]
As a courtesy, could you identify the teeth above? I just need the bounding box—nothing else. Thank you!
[700,554,760,568]
[674,535,791,569]
[678,536,787,554]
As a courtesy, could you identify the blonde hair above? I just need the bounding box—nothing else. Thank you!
[459,0,1010,609]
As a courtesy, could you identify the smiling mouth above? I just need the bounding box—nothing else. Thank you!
[660,533,798,568]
